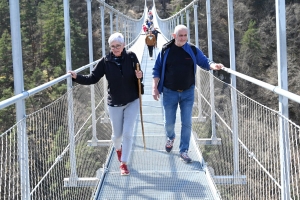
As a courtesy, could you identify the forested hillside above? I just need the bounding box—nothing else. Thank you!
[196,0,300,122]
[0,0,299,132]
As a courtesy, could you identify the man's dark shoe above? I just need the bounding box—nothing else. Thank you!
[165,139,174,152]
[180,151,192,163]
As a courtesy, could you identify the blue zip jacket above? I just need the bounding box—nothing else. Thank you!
[152,39,213,93]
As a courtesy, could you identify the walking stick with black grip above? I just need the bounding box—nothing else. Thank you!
[136,63,146,150]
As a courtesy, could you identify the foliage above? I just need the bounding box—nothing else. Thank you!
[1,0,300,199]
[0,0,9,35]
[241,20,261,52]
[0,0,90,131]
[237,19,263,79]
[0,29,14,131]
[0,30,12,85]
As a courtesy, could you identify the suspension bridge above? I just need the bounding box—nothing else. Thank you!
[1,0,300,199]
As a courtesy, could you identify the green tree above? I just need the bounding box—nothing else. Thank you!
[241,20,261,52]
[24,0,68,110]
[0,30,15,132]
[20,0,40,88]
[39,0,65,83]
[0,30,12,93]
[0,0,9,35]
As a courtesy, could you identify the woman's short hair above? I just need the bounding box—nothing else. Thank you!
[108,32,124,45]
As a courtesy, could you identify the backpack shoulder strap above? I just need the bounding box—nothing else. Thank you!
[161,39,175,63]
[126,50,136,69]
[188,43,197,56]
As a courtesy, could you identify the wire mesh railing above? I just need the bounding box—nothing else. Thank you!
[193,68,300,200]
[2,0,300,199]
[0,125,21,200]
[96,0,146,52]
[2,65,300,200]
[1,80,113,200]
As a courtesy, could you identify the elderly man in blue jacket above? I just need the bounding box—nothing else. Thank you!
[152,24,224,163]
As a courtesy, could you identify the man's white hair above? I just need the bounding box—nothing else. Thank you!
[173,25,188,36]
[108,32,124,45]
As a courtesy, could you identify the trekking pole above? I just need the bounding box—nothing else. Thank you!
[136,63,146,150]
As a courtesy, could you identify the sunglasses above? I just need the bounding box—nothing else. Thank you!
[110,44,122,49]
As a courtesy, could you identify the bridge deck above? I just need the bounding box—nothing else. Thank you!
[94,34,218,199]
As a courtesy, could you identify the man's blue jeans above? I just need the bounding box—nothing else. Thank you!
[162,85,195,153]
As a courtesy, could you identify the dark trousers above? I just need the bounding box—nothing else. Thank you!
[154,34,158,46]
[147,45,154,57]
[154,35,158,47]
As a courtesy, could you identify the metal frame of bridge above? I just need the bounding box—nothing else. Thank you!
[92,33,221,200]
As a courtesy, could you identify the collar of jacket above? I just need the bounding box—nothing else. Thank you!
[162,39,175,52]
[105,48,127,62]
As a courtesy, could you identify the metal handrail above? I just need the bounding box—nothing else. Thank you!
[222,67,300,104]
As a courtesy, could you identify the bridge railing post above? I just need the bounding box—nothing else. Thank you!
[110,11,113,35]
[115,14,119,32]
[193,1,199,48]
[276,0,291,199]
[186,9,190,43]
[87,0,99,144]
[10,0,31,198]
[99,3,110,123]
[64,0,79,186]
[227,0,243,184]
[206,0,220,145]
[193,0,206,122]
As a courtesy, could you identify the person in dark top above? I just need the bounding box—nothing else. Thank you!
[151,27,161,48]
[152,25,224,163]
[68,32,143,176]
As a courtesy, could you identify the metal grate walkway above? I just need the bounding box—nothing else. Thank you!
[94,34,219,200]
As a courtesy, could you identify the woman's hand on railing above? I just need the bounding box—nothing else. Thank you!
[68,71,77,79]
